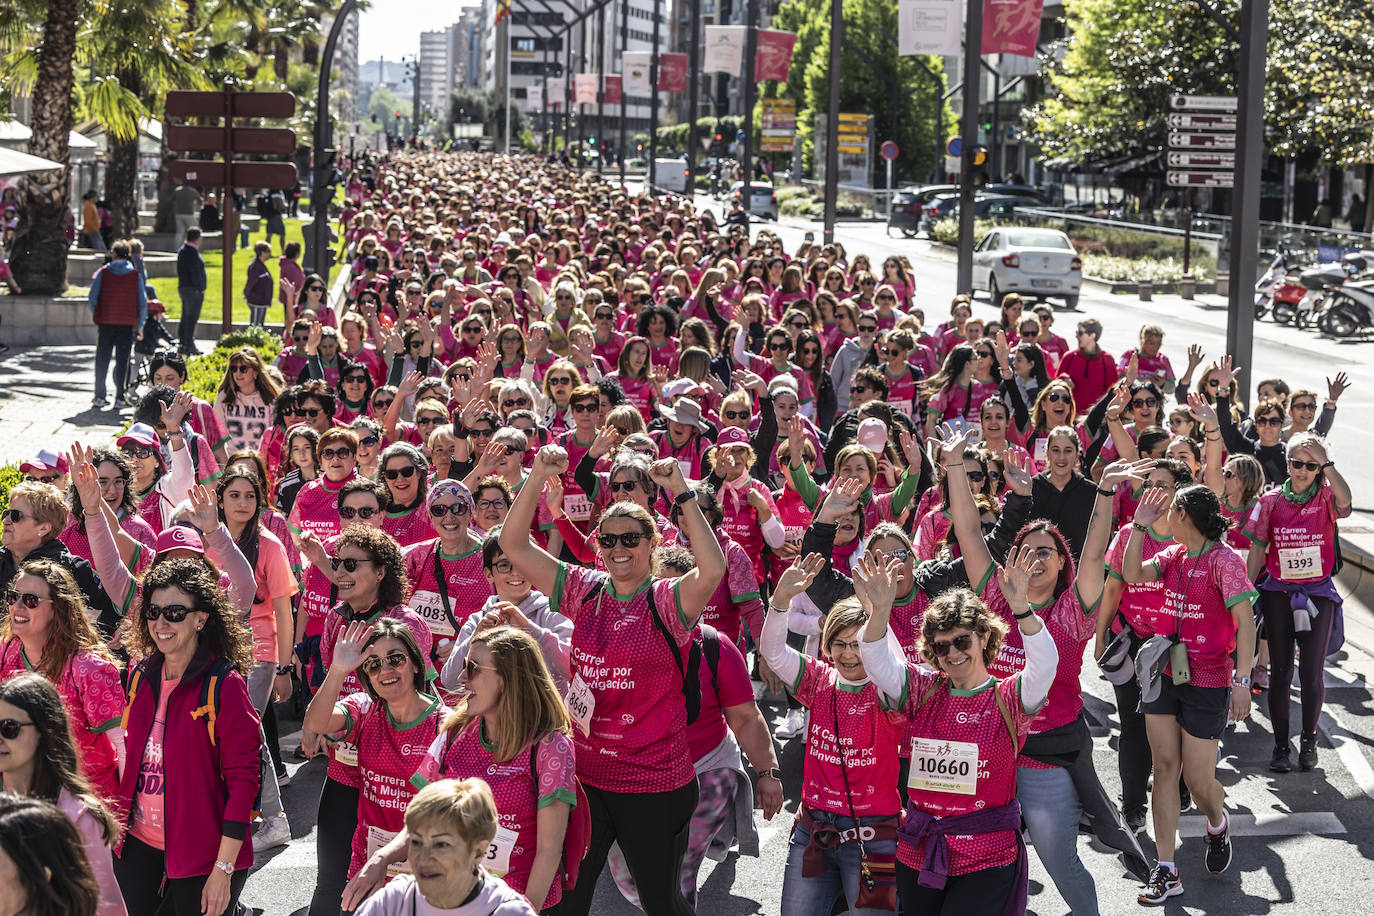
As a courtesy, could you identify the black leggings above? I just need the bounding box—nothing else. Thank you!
[263,701,284,773]
[896,860,1017,913]
[1264,591,1338,738]
[555,778,699,916]
[308,776,360,916]
[1113,674,1151,816]
[115,833,248,916]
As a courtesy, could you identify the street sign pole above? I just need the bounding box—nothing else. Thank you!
[956,0,983,293]
[685,0,701,203]
[822,0,842,244]
[222,82,234,337]
[741,0,759,216]
[1228,0,1268,413]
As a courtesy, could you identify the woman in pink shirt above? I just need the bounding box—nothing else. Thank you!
[288,427,360,550]
[0,674,127,916]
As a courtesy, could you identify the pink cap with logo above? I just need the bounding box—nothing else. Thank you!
[856,417,889,454]
[155,525,205,556]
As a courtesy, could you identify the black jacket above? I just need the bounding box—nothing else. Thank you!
[0,538,121,637]
[177,243,207,292]
[1029,472,1098,560]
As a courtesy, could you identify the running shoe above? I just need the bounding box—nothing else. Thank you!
[1270,742,1292,773]
[252,813,291,854]
[1124,807,1148,835]
[1138,864,1183,905]
[1179,786,1192,813]
[775,708,806,740]
[91,397,108,409]
[1250,664,1269,695]
[1298,732,1318,771]
[1205,818,1233,874]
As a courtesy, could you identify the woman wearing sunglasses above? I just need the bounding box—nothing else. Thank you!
[319,356,374,426]
[541,360,585,434]
[0,673,127,916]
[855,543,1058,915]
[1244,432,1351,774]
[287,428,359,552]
[1094,380,1165,478]
[913,443,991,563]
[1003,379,1082,474]
[114,559,261,916]
[400,482,491,671]
[350,626,574,912]
[305,617,446,893]
[950,428,1152,916]
[500,446,725,916]
[214,347,280,457]
[59,445,158,576]
[0,560,125,810]
[119,401,196,538]
[349,417,384,480]
[303,525,433,916]
[377,443,437,548]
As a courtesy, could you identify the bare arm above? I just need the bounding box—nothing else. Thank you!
[496,448,566,597]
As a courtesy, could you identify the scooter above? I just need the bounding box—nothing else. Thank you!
[1254,244,1304,320]
[1288,253,1365,327]
[1318,273,1374,337]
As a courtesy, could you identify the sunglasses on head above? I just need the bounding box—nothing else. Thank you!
[1288,458,1324,472]
[339,505,379,520]
[429,501,472,517]
[321,446,355,460]
[5,589,45,609]
[0,718,35,741]
[361,651,410,675]
[145,603,193,623]
[596,531,648,549]
[330,555,373,572]
[929,633,975,658]
[384,465,418,480]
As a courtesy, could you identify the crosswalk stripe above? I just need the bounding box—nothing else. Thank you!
[1319,709,1374,800]
[1177,811,1345,838]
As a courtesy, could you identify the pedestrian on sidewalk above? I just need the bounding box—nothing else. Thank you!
[177,227,207,354]
[79,189,105,251]
[245,240,274,327]
[172,180,202,242]
[87,239,147,408]
[278,241,305,317]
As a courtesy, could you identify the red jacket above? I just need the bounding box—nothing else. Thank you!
[1056,348,1119,413]
[116,645,261,877]
[92,266,139,326]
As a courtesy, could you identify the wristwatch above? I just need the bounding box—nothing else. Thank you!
[1233,675,1252,688]
[758,767,783,781]
[275,664,293,676]
[214,859,234,877]
[673,489,699,507]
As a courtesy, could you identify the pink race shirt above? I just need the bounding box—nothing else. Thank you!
[288,475,353,541]
[333,692,447,876]
[249,530,298,663]
[1147,542,1257,688]
[692,533,763,645]
[718,478,779,585]
[402,538,493,641]
[382,503,438,547]
[883,366,921,416]
[1244,485,1347,582]
[550,564,696,793]
[686,631,755,761]
[129,676,180,850]
[612,375,658,422]
[896,668,1037,876]
[59,510,157,577]
[1105,525,1171,639]
[791,656,905,818]
[416,723,577,905]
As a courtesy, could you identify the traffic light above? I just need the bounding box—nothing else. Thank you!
[970,145,990,188]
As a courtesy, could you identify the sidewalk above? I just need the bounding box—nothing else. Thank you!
[0,344,128,463]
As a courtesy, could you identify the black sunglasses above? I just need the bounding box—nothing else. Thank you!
[1043,392,1070,404]
[231,364,254,374]
[330,555,374,572]
[1288,458,1323,471]
[357,435,380,448]
[343,374,370,384]
[858,324,878,333]
[596,531,648,549]
[361,651,410,675]
[0,719,35,741]
[929,633,975,658]
[321,447,355,460]
[429,501,472,517]
[122,444,157,460]
[384,466,418,480]
[339,505,379,520]
[298,407,322,418]
[572,402,599,413]
[609,479,641,494]
[145,604,194,623]
[1131,398,1158,409]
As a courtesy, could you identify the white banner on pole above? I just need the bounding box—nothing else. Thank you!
[898,0,964,56]
[546,77,565,107]
[573,73,598,105]
[622,51,652,94]
[703,25,746,75]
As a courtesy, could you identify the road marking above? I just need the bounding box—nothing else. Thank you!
[1319,709,1374,800]
[1177,811,1345,838]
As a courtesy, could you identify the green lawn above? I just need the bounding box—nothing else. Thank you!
[152,216,310,326]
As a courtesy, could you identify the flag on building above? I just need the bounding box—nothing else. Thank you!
[495,0,511,24]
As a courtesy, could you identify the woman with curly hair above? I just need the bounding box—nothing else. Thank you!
[113,559,261,916]
[60,445,157,574]
[0,559,125,808]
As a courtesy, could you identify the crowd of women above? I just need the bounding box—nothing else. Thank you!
[0,150,1356,916]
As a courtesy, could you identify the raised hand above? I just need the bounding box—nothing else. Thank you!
[731,367,766,395]
[650,363,670,389]
[817,475,866,522]
[936,423,977,468]
[1002,448,1034,496]
[69,449,103,511]
[162,390,193,430]
[397,370,423,398]
[1105,381,1129,421]
[1099,457,1154,491]
[1132,486,1171,527]
[993,329,1011,370]
[998,543,1037,610]
[589,424,625,459]
[851,549,901,612]
[333,620,375,671]
[543,474,565,513]
[306,320,322,355]
[185,484,221,532]
[1327,372,1350,403]
[1186,344,1205,369]
[774,552,825,605]
[1124,352,1139,385]
[898,428,924,470]
[648,457,686,495]
[1215,354,1241,390]
[1186,392,1217,426]
[533,444,569,478]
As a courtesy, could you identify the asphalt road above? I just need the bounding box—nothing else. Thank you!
[241,213,1374,915]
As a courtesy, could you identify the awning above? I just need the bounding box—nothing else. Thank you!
[0,146,63,177]
[0,120,99,160]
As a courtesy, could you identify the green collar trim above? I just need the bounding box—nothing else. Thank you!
[386,693,443,731]
[949,677,995,697]
[606,577,653,602]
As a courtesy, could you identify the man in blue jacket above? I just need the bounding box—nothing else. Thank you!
[177,226,208,354]
[88,239,148,409]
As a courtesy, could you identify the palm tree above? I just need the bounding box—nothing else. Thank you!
[1,0,81,295]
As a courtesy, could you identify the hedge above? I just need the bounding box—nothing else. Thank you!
[0,329,283,512]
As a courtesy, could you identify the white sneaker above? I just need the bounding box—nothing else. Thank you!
[775,709,806,740]
[252,813,291,854]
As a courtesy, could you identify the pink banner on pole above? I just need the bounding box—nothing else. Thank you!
[658,53,688,92]
[573,73,598,105]
[982,0,1044,57]
[754,30,797,83]
[603,75,622,105]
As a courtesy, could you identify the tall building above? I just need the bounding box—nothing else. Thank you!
[322,6,361,120]
[419,28,453,114]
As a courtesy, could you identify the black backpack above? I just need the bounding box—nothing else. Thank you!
[580,581,720,725]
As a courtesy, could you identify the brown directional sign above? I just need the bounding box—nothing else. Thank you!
[165,90,296,119]
[166,125,296,156]
[168,160,297,189]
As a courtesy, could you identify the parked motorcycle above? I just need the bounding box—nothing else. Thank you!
[1288,253,1366,327]
[1317,273,1374,337]
[1254,244,1304,320]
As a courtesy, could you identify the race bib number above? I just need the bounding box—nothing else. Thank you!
[886,396,912,415]
[564,491,593,522]
[908,738,979,795]
[483,825,520,877]
[1033,437,1048,464]
[407,589,456,638]
[1278,545,1322,580]
[566,673,596,737]
[333,741,359,768]
[677,458,695,482]
[366,825,411,878]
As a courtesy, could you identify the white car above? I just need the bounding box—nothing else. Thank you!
[728,181,778,219]
[972,227,1082,309]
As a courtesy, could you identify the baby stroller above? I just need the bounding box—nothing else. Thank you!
[122,291,176,405]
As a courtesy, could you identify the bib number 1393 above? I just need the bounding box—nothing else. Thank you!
[1278,545,1322,580]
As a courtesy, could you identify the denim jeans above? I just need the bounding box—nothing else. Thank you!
[245,660,287,823]
[1017,765,1099,916]
[93,323,133,402]
[780,809,898,916]
[178,287,204,351]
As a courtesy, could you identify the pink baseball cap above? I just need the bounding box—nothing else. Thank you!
[156,525,205,557]
[716,426,750,449]
[856,417,889,454]
[19,449,68,475]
